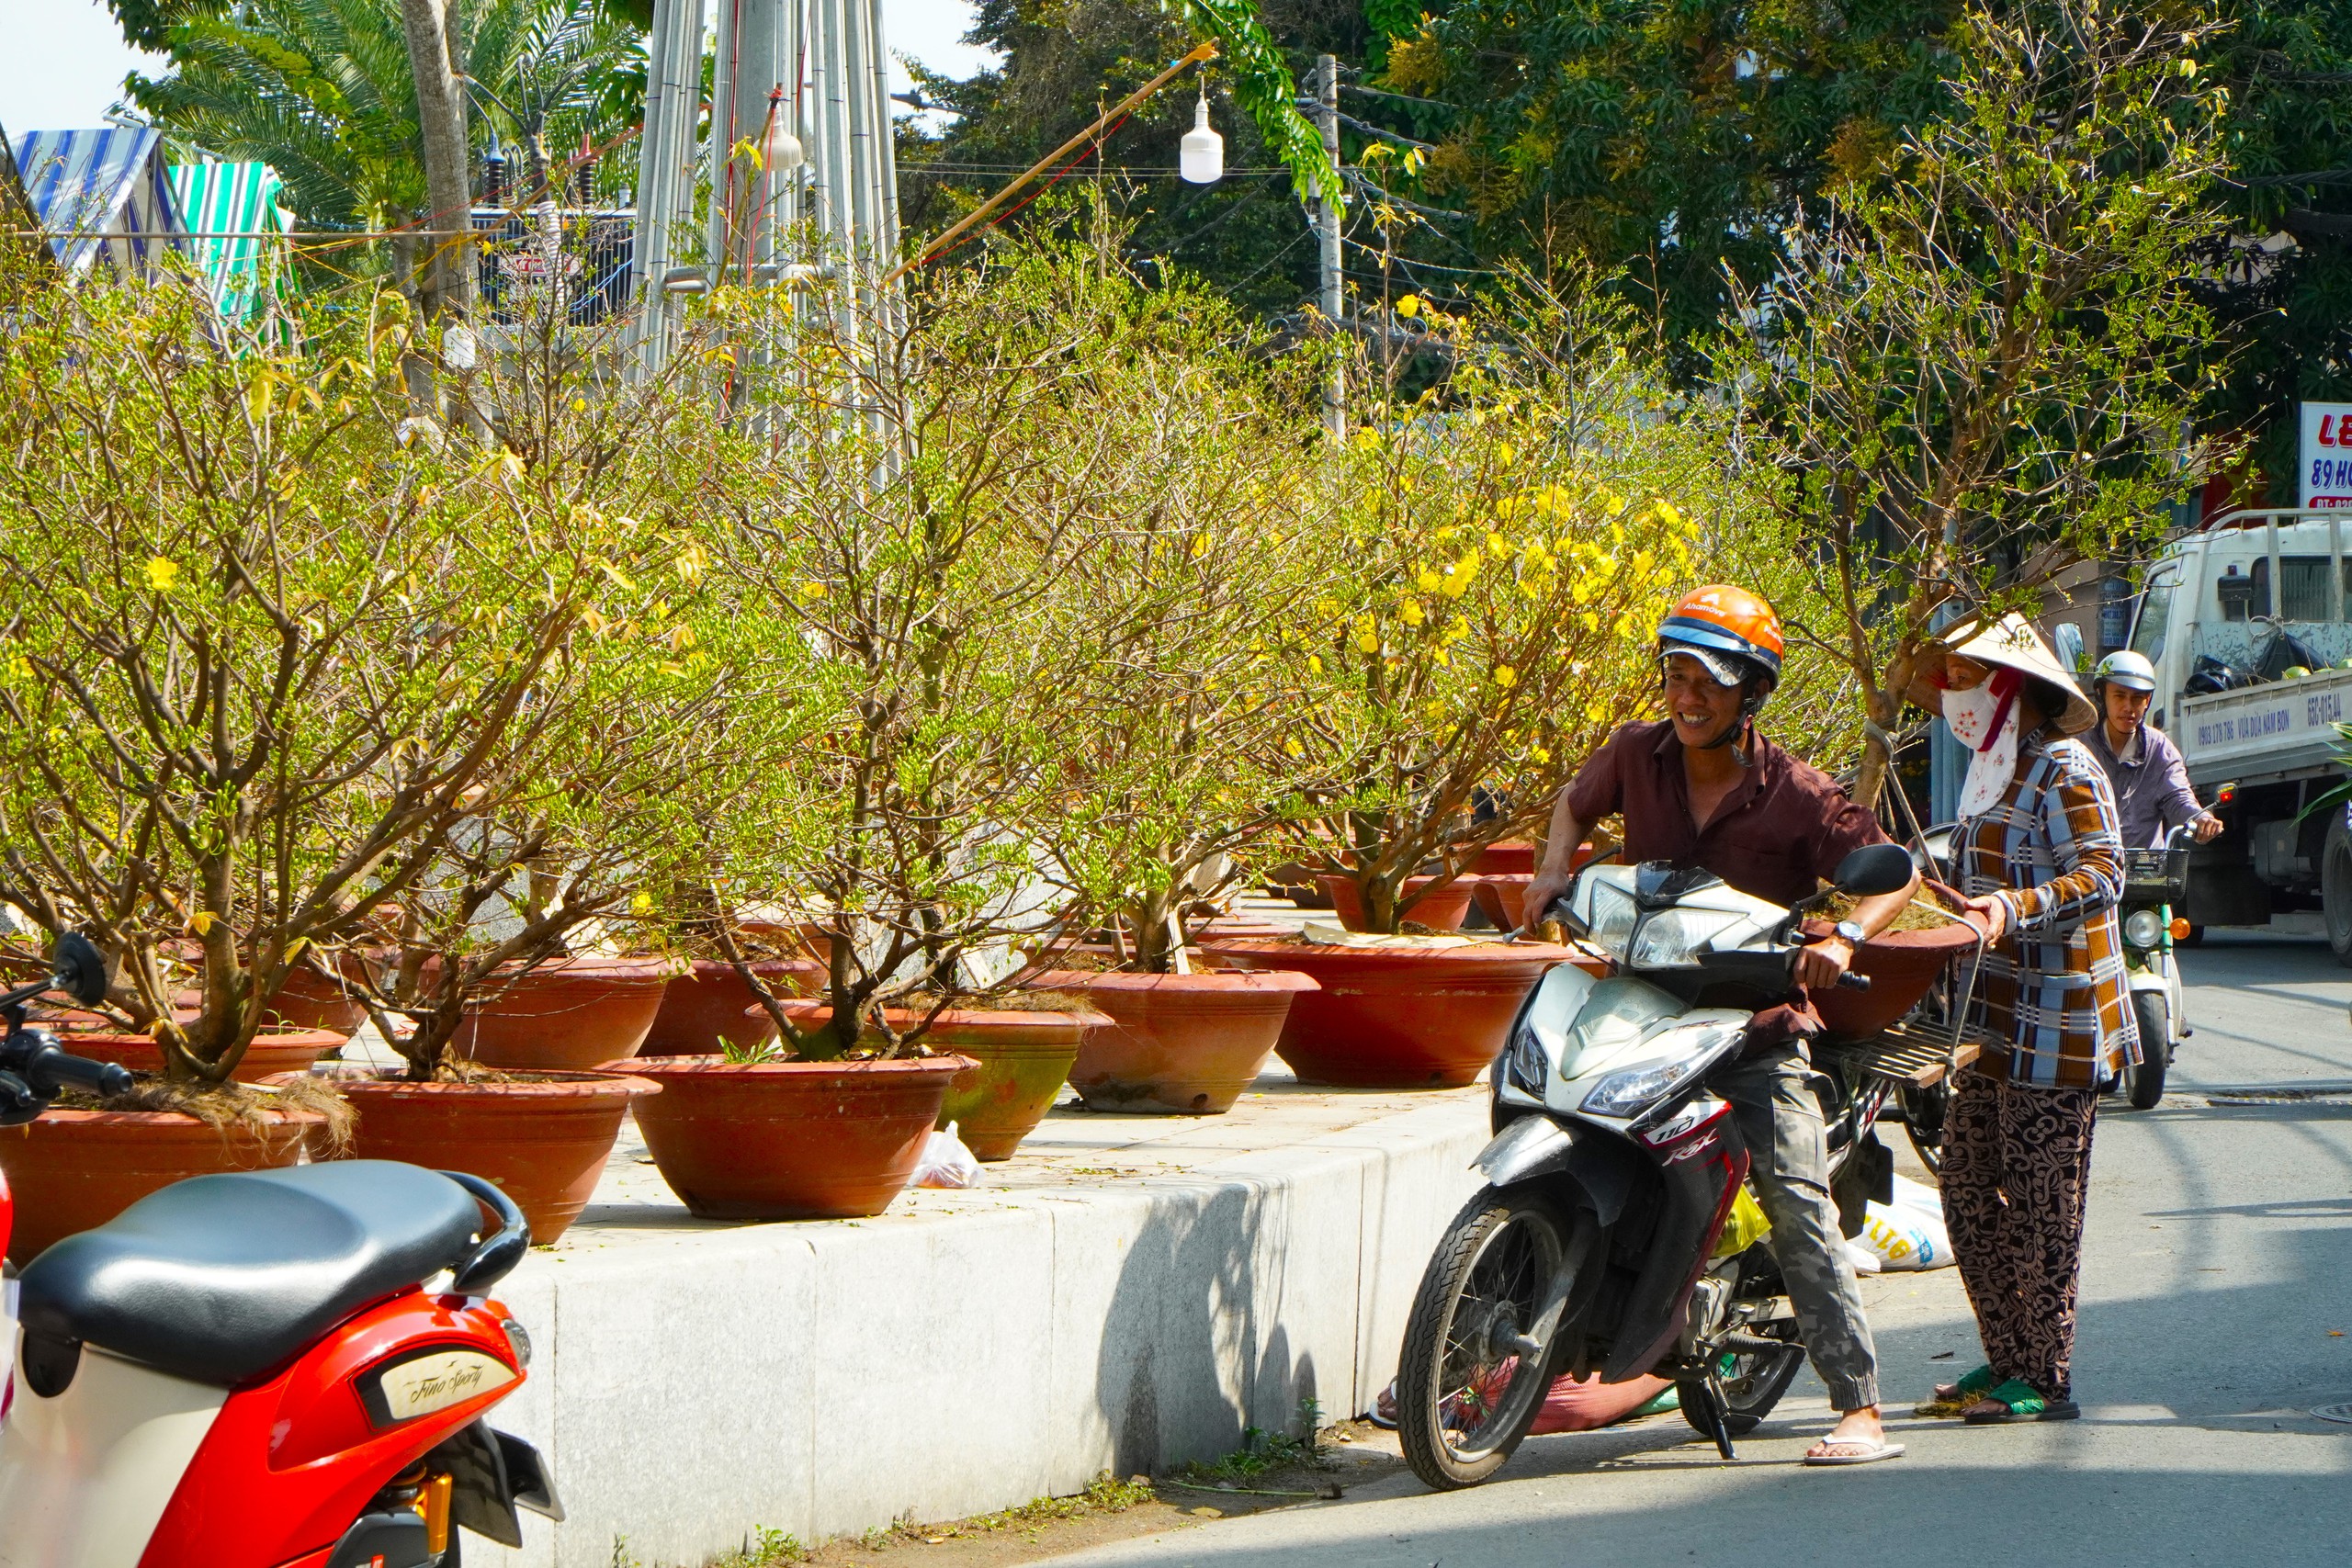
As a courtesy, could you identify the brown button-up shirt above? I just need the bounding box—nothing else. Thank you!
[1565,719,1891,905]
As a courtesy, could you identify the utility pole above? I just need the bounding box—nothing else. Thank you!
[1315,54,1344,441]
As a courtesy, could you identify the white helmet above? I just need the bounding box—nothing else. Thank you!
[2091,650,2157,694]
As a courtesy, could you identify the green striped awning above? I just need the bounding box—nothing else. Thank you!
[167,161,292,326]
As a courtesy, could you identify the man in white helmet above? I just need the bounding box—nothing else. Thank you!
[2085,651,2221,850]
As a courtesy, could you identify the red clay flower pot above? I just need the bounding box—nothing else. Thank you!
[769,1002,1098,1161]
[1201,938,1595,1088]
[1472,874,1533,933]
[1804,913,1980,1038]
[1035,968,1320,1114]
[0,1108,325,1263]
[612,1054,975,1219]
[62,1027,345,1083]
[1468,840,1536,875]
[263,953,378,1034]
[1315,874,1476,932]
[639,958,823,1056]
[453,956,671,1071]
[327,1070,660,1244]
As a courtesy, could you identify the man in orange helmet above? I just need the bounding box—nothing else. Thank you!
[1521,584,1919,1466]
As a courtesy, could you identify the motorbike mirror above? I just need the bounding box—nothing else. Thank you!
[50,931,108,1008]
[1830,843,1916,899]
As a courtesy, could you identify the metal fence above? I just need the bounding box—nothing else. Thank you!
[471,208,635,327]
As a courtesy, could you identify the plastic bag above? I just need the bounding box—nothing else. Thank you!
[910,1122,983,1190]
[1711,1186,1772,1260]
[1854,1175,1953,1271]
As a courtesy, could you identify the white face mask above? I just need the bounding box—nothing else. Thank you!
[1948,670,2021,818]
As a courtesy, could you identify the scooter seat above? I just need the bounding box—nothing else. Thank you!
[14,1161,486,1387]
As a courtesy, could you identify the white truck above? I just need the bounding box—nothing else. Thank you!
[2126,507,2352,958]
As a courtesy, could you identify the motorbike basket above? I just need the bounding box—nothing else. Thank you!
[2122,845,2189,907]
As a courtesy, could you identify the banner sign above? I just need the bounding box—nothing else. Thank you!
[2301,401,2352,510]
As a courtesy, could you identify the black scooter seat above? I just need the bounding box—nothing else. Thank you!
[16,1161,485,1387]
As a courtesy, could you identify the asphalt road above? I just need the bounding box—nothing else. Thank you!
[1045,929,2352,1568]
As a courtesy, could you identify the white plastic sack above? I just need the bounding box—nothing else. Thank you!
[910,1122,984,1190]
[1855,1175,1954,1271]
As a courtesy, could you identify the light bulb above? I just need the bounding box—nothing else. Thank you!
[763,118,805,173]
[1180,94,1224,185]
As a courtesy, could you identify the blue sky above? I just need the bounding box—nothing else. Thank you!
[0,0,994,137]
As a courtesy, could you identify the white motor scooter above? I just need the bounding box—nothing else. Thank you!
[2118,823,2193,1109]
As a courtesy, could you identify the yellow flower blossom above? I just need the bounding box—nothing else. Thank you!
[1418,570,1443,593]
[1401,599,1425,627]
[1487,532,1510,559]
[1396,294,1420,318]
[1494,665,1518,688]
[1284,736,1305,758]
[797,581,826,603]
[144,558,181,592]
[630,892,655,915]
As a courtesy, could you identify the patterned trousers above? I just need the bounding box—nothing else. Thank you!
[1940,1068,2100,1400]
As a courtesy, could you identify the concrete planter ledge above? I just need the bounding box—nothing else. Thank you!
[474,1075,1491,1565]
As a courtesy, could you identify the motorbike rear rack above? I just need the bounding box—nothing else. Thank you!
[1826,1020,1992,1089]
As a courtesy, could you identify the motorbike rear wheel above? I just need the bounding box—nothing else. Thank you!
[2126,990,2169,1110]
[1396,1189,1570,1490]
[1898,1082,1947,1175]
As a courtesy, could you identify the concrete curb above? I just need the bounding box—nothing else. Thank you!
[477,1095,1489,1566]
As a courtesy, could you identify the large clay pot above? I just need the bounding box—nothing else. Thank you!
[639,959,823,1056]
[1468,840,1537,875]
[612,1054,975,1219]
[329,1070,660,1244]
[263,953,378,1034]
[770,1002,1098,1161]
[0,1108,324,1262]
[1806,910,1980,1038]
[63,1027,344,1083]
[1472,874,1533,933]
[453,957,670,1071]
[1036,968,1320,1114]
[1315,874,1476,933]
[1201,937,1593,1088]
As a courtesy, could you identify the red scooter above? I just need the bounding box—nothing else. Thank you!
[0,935,562,1566]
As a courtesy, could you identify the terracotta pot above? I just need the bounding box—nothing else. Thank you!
[639,959,823,1056]
[0,1108,324,1263]
[328,1070,660,1244]
[1201,938,1596,1088]
[1468,840,1536,875]
[63,1028,343,1083]
[1315,874,1476,933]
[1805,910,1980,1038]
[453,957,671,1071]
[612,1053,975,1220]
[1035,968,1320,1114]
[768,1002,1097,1160]
[1472,874,1533,933]
[264,953,378,1034]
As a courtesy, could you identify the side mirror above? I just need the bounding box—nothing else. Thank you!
[51,932,108,1009]
[1831,843,1917,899]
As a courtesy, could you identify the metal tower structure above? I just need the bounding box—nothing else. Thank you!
[627,0,903,372]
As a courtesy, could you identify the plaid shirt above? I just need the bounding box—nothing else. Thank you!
[1950,731,2142,1089]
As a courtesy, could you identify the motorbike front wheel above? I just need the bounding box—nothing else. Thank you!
[2126,990,2169,1110]
[1396,1189,1570,1490]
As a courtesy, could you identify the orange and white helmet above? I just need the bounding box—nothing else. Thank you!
[1657,584,1783,691]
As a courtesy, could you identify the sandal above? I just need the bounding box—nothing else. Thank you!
[1961,1378,2081,1424]
[1802,1434,1905,1466]
[1913,1364,1996,1418]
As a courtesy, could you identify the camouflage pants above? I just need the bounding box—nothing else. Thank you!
[1713,1043,1882,1411]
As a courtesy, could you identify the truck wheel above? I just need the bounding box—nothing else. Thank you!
[2127,991,2169,1110]
[2324,818,2352,968]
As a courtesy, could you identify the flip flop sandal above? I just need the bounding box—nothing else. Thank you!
[1916,1364,1997,1416]
[1962,1379,2081,1424]
[1802,1436,1905,1466]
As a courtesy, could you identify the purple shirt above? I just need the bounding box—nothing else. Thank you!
[2083,722,2201,850]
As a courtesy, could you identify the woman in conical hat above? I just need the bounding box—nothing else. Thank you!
[1910,612,2133,1426]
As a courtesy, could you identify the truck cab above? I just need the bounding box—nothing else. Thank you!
[2127,508,2352,956]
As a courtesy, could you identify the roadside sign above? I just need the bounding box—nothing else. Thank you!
[2301,401,2352,509]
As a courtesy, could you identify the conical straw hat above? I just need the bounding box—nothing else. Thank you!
[1947,613,2098,735]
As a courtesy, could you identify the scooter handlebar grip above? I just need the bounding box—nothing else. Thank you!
[25,1043,134,1099]
[1835,972,1871,991]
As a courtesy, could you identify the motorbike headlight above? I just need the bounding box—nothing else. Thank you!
[1584,881,1638,957]
[2123,908,2164,950]
[1505,1022,1549,1097]
[1626,908,1745,968]
[1580,1057,1704,1118]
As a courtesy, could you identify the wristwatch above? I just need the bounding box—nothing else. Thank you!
[1832,919,1867,948]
